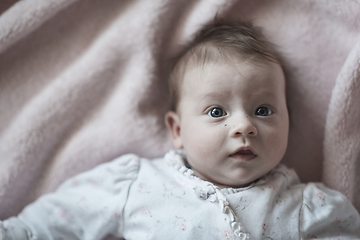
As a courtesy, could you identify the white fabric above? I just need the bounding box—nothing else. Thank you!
[1,151,359,240]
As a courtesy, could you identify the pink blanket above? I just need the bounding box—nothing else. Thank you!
[1,0,360,219]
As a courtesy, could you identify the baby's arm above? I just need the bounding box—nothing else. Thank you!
[300,183,360,239]
[0,154,140,240]
[0,217,32,239]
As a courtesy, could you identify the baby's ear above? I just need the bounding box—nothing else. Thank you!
[165,111,183,149]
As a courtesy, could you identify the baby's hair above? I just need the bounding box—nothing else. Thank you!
[168,20,282,112]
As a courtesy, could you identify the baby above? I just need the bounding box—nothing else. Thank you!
[1,21,360,240]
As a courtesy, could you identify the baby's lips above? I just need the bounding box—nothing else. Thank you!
[230,146,256,156]
[229,151,257,161]
[229,146,258,161]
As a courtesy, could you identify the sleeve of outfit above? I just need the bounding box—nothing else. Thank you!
[0,154,140,240]
[300,183,360,239]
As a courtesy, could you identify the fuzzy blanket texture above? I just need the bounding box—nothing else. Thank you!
[1,0,360,219]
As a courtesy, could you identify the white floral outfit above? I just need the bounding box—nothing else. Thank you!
[1,150,360,240]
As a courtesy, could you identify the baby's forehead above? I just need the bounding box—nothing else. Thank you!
[179,53,285,96]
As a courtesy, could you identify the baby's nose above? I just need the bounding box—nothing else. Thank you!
[230,116,257,137]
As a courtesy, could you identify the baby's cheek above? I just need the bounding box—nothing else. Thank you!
[185,125,219,155]
[266,129,288,157]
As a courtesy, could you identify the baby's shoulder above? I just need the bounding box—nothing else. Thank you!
[270,165,354,206]
[89,153,167,182]
[302,181,349,206]
[299,182,360,237]
[56,153,144,193]
[82,153,141,178]
[263,165,360,237]
[268,165,356,209]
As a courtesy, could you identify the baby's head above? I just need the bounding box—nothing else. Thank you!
[165,21,289,188]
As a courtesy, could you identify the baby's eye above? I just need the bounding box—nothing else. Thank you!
[208,107,226,118]
[255,106,272,116]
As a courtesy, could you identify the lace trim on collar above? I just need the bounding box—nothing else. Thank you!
[164,150,252,240]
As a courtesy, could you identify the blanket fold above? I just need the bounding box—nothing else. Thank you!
[324,39,360,211]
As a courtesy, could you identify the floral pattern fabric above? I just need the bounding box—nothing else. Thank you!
[1,151,360,240]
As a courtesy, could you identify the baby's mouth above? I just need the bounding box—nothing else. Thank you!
[229,149,257,161]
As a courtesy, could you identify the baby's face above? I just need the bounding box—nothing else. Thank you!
[166,58,289,188]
